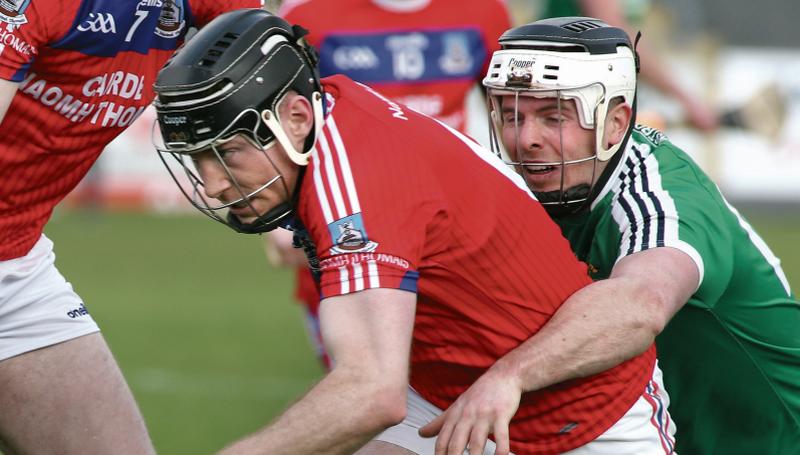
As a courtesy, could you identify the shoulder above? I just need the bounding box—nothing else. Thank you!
[1,0,77,41]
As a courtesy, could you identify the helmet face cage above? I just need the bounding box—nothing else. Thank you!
[152,9,324,233]
[153,108,292,231]
[486,84,605,208]
[483,17,637,214]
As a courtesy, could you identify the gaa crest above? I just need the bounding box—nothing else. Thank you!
[155,0,185,39]
[0,0,31,25]
[327,213,378,255]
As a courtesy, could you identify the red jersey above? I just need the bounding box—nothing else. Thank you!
[297,76,657,455]
[280,0,509,133]
[0,0,260,260]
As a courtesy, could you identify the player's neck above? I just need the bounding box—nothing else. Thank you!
[372,0,431,13]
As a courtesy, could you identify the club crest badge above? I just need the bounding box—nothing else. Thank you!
[0,0,32,25]
[155,0,185,39]
[439,32,473,75]
[327,213,378,255]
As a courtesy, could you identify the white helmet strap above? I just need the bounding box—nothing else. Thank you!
[260,91,325,166]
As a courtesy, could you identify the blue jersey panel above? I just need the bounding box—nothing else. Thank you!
[318,27,486,83]
[51,0,196,56]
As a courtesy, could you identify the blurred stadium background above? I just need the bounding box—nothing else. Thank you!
[48,0,798,453]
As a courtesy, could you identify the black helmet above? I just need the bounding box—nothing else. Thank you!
[153,9,325,233]
[154,8,322,161]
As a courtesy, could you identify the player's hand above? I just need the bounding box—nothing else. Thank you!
[682,97,719,132]
[418,368,522,455]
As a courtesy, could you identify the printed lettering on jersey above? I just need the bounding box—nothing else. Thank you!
[319,252,409,271]
[51,0,189,57]
[0,22,35,57]
[318,28,486,84]
[77,13,117,34]
[327,213,379,255]
[633,124,667,146]
[0,0,31,25]
[19,71,148,127]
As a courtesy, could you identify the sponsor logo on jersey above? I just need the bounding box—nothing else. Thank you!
[155,0,185,39]
[19,71,148,127]
[0,22,35,56]
[66,302,90,319]
[634,124,667,146]
[320,252,409,270]
[77,12,118,34]
[328,213,378,255]
[0,0,30,25]
[332,46,379,71]
[439,32,473,75]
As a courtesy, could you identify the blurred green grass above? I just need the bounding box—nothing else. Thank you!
[43,208,798,454]
[44,210,323,455]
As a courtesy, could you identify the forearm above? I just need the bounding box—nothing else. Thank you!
[492,277,661,392]
[218,370,402,455]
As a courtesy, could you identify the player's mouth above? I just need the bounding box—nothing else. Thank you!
[523,164,558,175]
[228,199,256,215]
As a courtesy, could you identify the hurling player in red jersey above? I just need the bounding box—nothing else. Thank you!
[0,0,260,453]
[153,10,672,455]
[268,0,513,370]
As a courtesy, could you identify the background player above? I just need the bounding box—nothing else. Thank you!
[0,0,260,452]
[466,16,800,454]
[153,10,673,454]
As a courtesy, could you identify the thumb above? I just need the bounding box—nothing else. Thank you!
[418,412,445,438]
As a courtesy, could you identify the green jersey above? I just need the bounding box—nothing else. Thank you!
[556,126,800,454]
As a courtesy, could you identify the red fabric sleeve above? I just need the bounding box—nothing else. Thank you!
[0,0,77,81]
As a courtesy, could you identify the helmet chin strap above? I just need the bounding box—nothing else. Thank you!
[535,184,592,217]
[260,91,325,166]
[228,92,325,234]
[226,201,294,234]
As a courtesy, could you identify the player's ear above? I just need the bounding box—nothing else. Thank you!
[281,93,314,144]
[604,98,632,148]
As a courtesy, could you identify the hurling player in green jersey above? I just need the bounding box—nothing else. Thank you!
[482,17,800,454]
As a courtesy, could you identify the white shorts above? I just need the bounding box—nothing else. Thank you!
[0,235,100,361]
[375,362,676,454]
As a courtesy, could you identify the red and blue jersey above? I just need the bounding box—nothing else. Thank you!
[0,0,260,260]
[280,0,510,133]
[298,76,657,455]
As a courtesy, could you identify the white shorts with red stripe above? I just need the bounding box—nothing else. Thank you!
[374,361,676,454]
[0,235,100,361]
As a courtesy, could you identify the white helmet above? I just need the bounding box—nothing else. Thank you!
[483,17,639,213]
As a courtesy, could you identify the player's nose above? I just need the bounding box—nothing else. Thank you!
[195,156,231,200]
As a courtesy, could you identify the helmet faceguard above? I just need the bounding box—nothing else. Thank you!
[483,17,639,215]
[153,9,324,233]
